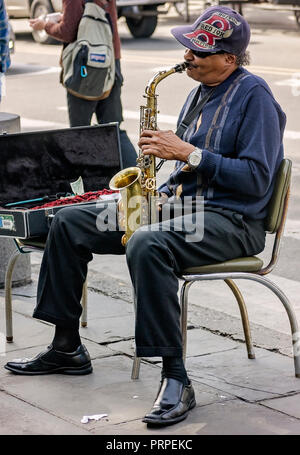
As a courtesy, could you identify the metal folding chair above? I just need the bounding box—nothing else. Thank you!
[131,159,300,379]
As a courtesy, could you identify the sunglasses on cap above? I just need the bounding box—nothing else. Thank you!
[189,49,226,58]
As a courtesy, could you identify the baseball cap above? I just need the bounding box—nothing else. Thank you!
[171,6,250,56]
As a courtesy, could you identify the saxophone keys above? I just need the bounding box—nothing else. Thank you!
[121,234,128,247]
[145,178,156,191]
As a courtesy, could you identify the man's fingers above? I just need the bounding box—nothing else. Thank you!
[143,148,161,157]
[141,146,154,154]
[140,129,160,138]
[138,137,151,146]
[139,130,154,138]
[138,137,159,148]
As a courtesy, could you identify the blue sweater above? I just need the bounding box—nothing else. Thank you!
[159,67,286,220]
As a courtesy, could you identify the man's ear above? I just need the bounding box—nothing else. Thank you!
[225,53,237,65]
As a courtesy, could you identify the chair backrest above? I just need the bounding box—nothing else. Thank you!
[265,159,292,234]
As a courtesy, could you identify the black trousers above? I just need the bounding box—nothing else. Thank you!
[33,201,266,358]
[66,59,137,169]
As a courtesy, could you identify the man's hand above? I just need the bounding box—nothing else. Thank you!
[29,18,46,31]
[138,130,194,162]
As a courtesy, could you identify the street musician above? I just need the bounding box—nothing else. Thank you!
[5,6,286,427]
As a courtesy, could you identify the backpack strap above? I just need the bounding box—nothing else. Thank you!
[82,1,112,28]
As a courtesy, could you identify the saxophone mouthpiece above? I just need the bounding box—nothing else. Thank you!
[174,62,188,72]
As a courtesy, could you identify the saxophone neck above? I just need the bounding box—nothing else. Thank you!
[138,61,188,170]
[145,62,187,98]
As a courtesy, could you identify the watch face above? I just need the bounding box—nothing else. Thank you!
[189,152,201,167]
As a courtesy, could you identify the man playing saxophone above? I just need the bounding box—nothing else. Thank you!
[5,6,286,427]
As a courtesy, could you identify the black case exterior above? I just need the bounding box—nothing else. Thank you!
[0,123,121,239]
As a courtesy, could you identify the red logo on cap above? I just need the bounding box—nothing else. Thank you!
[184,13,234,50]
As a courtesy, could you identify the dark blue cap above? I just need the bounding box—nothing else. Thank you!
[171,6,250,55]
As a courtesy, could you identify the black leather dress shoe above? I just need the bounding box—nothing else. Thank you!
[143,378,196,426]
[4,344,92,375]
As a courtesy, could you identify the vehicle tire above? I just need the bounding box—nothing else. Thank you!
[125,9,158,38]
[30,0,58,44]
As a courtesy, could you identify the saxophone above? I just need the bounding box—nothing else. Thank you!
[109,62,187,246]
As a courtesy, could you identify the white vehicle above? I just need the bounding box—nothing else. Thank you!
[6,0,185,43]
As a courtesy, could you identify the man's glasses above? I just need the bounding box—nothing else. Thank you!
[190,49,226,58]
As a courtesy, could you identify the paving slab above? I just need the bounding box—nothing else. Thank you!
[78,291,133,320]
[0,391,90,435]
[186,346,300,401]
[92,416,210,436]
[92,398,300,435]
[0,286,133,320]
[4,281,38,298]
[108,328,240,362]
[0,355,233,430]
[191,399,300,435]
[0,295,36,318]
[261,394,300,420]
[186,274,299,336]
[188,303,295,357]
[79,314,135,344]
[88,254,131,285]
[93,400,300,436]
[88,270,133,303]
[95,399,300,435]
[0,311,53,354]
[0,294,135,348]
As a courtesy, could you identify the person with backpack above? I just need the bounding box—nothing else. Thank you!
[29,0,137,168]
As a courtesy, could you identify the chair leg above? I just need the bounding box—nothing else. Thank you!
[131,356,141,380]
[180,281,193,363]
[224,278,255,359]
[131,290,141,380]
[80,280,88,328]
[4,249,22,343]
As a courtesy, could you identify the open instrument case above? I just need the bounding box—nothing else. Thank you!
[0,123,121,239]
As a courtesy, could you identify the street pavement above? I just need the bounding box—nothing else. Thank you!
[1,262,300,436]
[0,2,300,436]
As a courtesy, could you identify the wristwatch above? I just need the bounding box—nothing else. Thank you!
[187,148,203,170]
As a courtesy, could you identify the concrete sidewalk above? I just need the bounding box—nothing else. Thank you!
[1,258,300,436]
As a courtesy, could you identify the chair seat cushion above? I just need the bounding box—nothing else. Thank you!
[183,256,263,274]
[17,237,47,250]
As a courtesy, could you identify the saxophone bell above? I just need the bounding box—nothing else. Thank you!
[109,167,141,191]
[109,167,142,247]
